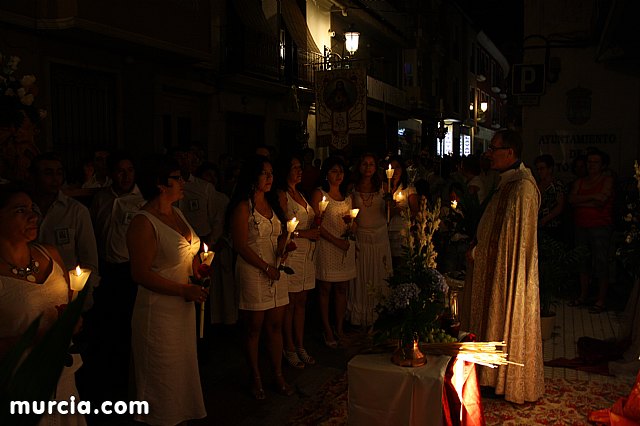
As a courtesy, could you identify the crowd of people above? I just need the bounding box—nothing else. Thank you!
[0,135,634,423]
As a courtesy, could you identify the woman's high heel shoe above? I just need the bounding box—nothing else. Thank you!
[283,349,305,369]
[251,376,266,400]
[323,332,338,349]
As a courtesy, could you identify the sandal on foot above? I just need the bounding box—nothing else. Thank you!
[568,298,587,307]
[589,304,606,314]
[251,377,266,400]
[296,347,316,365]
[323,332,338,349]
[274,374,295,396]
[283,350,305,369]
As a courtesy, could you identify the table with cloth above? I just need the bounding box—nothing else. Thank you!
[348,353,484,425]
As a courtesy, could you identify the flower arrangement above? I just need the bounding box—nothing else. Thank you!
[0,53,46,128]
[616,161,640,279]
[373,198,455,347]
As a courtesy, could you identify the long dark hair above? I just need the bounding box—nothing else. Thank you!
[136,154,179,201]
[388,155,408,190]
[319,155,348,197]
[274,152,303,193]
[226,154,285,229]
[351,152,382,191]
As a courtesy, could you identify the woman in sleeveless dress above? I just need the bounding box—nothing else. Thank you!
[275,153,320,368]
[0,185,86,426]
[311,156,356,347]
[127,156,208,425]
[349,153,393,327]
[229,154,293,400]
[386,156,419,265]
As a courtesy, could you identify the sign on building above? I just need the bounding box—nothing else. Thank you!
[512,64,545,95]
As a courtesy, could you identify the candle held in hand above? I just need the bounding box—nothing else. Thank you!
[385,164,394,179]
[350,208,360,219]
[287,217,299,234]
[69,265,91,292]
[319,196,329,214]
[451,200,458,210]
[200,243,215,266]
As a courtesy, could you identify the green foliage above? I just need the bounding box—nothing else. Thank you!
[373,197,449,346]
[538,233,588,316]
[0,288,87,426]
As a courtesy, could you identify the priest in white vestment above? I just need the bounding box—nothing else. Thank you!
[464,129,545,404]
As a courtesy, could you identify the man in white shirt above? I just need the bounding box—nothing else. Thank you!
[85,151,145,403]
[30,152,100,306]
[171,146,225,248]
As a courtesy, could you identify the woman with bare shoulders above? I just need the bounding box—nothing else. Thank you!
[311,156,356,347]
[127,155,208,425]
[229,154,293,400]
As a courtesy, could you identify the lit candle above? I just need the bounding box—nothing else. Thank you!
[287,217,299,234]
[350,208,360,219]
[385,164,394,181]
[451,200,458,210]
[200,243,215,266]
[386,165,394,224]
[69,265,91,300]
[395,191,404,203]
[319,196,329,215]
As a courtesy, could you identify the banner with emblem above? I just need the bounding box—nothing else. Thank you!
[315,68,367,151]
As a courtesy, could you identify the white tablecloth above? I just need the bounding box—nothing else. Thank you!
[348,353,452,426]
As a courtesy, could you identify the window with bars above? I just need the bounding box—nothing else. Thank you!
[50,63,117,173]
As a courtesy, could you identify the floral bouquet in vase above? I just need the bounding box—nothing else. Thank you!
[373,198,454,366]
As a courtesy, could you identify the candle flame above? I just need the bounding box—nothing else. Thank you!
[322,196,326,202]
[451,200,458,209]
[350,208,360,218]
[75,265,82,276]
[203,243,209,253]
[388,164,391,170]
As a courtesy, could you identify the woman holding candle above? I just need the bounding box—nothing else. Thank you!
[276,153,321,368]
[311,156,356,347]
[349,152,393,328]
[127,155,208,425]
[229,154,293,400]
[0,184,86,425]
[386,156,419,265]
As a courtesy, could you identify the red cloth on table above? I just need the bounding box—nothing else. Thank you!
[589,370,640,425]
[442,357,485,426]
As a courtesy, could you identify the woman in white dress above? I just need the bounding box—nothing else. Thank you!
[386,156,419,265]
[0,185,86,426]
[311,156,356,347]
[229,154,293,400]
[349,153,393,327]
[127,156,208,425]
[276,153,320,368]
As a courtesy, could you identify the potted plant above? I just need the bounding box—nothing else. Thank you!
[537,232,587,340]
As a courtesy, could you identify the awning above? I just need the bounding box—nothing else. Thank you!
[281,0,320,53]
[232,0,277,40]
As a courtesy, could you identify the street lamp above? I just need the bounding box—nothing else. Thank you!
[344,31,360,56]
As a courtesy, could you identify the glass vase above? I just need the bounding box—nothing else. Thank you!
[440,289,461,338]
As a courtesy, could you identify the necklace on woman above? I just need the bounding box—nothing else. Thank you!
[359,191,375,208]
[0,255,40,282]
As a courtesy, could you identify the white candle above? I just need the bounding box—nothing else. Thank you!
[319,196,329,214]
[385,164,394,180]
[287,217,299,234]
[69,265,91,297]
[451,200,458,210]
[395,191,404,203]
[200,243,215,266]
[350,208,360,219]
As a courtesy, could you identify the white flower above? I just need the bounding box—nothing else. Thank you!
[20,93,34,106]
[7,56,20,70]
[20,74,36,88]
